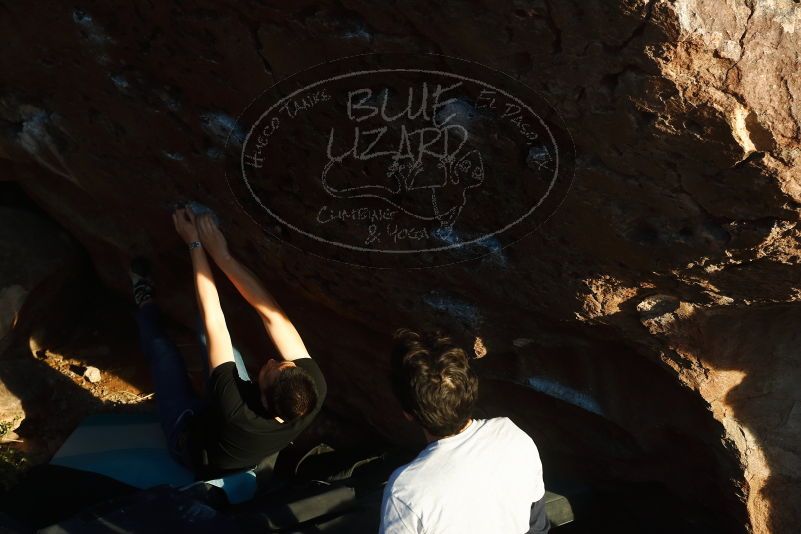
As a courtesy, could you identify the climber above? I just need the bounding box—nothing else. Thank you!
[129,206,326,479]
[380,328,549,534]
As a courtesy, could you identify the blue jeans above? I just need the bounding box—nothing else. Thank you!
[134,302,250,462]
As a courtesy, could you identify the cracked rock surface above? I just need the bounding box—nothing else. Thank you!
[0,1,799,532]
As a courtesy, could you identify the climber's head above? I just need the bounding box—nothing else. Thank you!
[257,358,318,423]
[390,328,478,439]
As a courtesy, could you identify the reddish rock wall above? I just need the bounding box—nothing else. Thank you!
[1,1,799,532]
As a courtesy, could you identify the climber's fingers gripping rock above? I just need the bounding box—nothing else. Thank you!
[197,213,229,261]
[172,208,200,245]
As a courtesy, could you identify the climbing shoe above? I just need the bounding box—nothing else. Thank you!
[129,257,154,307]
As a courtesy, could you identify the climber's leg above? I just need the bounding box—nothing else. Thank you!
[130,258,203,460]
[134,302,203,457]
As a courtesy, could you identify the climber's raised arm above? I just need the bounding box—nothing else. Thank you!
[173,208,235,372]
[196,214,311,362]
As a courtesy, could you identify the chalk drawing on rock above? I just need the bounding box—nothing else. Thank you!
[227,54,574,268]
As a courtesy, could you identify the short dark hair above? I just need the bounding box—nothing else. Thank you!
[270,366,318,422]
[391,328,478,438]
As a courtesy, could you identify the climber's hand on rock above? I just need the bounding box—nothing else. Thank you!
[172,207,200,245]
[197,213,228,260]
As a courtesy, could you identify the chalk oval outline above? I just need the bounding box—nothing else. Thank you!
[230,55,572,257]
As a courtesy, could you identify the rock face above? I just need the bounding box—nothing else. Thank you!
[0,202,76,350]
[0,1,799,532]
[0,188,78,440]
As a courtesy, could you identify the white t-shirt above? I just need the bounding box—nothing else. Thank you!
[379,417,545,534]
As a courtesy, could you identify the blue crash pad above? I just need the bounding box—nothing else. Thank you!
[50,412,257,503]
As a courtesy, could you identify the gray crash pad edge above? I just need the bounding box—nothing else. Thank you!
[544,490,574,526]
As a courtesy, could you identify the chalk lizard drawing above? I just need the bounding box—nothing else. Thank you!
[320,145,485,232]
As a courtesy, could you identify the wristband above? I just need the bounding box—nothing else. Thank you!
[188,241,202,250]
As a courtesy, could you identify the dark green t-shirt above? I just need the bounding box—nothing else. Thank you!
[187,357,327,479]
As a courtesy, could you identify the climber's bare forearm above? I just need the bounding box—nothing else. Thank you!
[190,247,235,370]
[213,252,310,361]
